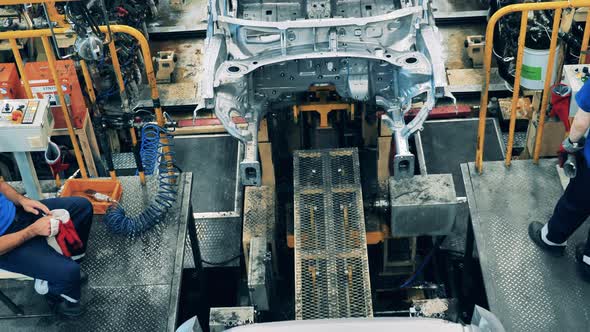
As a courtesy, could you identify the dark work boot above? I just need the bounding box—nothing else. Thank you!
[528,222,566,257]
[54,299,84,318]
[575,244,590,282]
[80,270,88,285]
[44,293,61,307]
[45,294,84,318]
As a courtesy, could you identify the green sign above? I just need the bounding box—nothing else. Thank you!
[521,64,542,81]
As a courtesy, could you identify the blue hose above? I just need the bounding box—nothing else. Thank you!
[104,124,179,236]
[399,236,446,289]
[139,124,162,175]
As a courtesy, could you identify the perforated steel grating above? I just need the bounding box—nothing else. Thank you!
[243,186,276,266]
[243,186,276,244]
[293,148,372,320]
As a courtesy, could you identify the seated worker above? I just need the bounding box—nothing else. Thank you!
[0,179,93,317]
[529,79,590,281]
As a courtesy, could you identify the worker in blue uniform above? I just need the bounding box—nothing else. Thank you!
[529,79,590,281]
[0,179,93,317]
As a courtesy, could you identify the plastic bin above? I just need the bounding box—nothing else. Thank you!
[60,178,122,215]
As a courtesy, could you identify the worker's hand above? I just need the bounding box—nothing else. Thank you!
[18,197,50,216]
[561,136,585,154]
[26,216,53,237]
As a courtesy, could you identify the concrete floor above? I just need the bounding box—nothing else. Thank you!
[432,0,487,12]
[440,24,486,70]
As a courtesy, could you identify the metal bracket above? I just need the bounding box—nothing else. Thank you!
[240,123,261,186]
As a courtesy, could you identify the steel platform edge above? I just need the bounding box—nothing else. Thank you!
[461,160,590,332]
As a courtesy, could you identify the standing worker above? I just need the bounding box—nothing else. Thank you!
[0,179,93,316]
[529,80,590,281]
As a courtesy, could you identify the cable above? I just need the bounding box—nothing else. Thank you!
[104,124,179,236]
[399,236,446,289]
[42,4,62,59]
[99,0,113,44]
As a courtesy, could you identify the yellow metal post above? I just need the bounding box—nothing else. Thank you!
[580,11,590,64]
[505,11,529,167]
[9,39,33,99]
[79,59,96,103]
[40,36,88,178]
[475,10,498,173]
[101,26,166,127]
[97,25,174,174]
[533,9,562,163]
[475,1,590,173]
[107,41,125,92]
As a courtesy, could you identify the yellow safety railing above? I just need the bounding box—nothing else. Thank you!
[476,1,590,173]
[0,25,165,181]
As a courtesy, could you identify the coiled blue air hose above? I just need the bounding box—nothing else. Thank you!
[104,124,179,236]
[139,123,162,175]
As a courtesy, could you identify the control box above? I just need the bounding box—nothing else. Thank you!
[23,60,87,129]
[562,64,590,117]
[0,99,54,152]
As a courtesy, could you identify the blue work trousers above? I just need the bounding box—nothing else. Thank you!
[547,155,590,255]
[0,197,93,301]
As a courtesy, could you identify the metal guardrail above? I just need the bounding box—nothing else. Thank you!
[0,25,166,179]
[476,1,590,173]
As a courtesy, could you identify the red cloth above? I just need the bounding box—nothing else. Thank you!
[550,84,572,132]
[48,161,69,177]
[45,146,69,177]
[56,220,83,257]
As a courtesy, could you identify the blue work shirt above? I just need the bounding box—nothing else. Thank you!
[575,80,590,168]
[0,192,15,236]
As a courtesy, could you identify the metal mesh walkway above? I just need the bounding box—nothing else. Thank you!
[293,148,372,320]
[462,160,590,332]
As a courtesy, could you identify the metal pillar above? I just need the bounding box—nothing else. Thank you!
[13,152,42,200]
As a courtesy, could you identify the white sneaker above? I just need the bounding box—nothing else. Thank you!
[34,279,49,295]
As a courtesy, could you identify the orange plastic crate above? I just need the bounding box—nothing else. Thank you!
[60,178,123,215]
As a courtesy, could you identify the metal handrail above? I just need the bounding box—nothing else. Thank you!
[476,1,590,173]
[0,25,165,179]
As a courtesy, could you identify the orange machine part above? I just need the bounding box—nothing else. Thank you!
[0,63,22,100]
[23,60,87,129]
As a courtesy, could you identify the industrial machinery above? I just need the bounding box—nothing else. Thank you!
[24,59,87,129]
[0,2,552,332]
[199,0,451,185]
[0,63,21,100]
[490,0,587,87]
[562,64,589,116]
